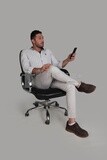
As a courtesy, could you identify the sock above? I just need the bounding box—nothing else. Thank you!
[76,81,81,88]
[68,121,76,126]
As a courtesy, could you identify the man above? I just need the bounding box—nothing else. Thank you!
[21,30,96,138]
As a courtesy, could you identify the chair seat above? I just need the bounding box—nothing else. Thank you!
[31,87,66,100]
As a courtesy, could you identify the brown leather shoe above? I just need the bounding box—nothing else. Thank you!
[65,121,89,138]
[76,82,96,93]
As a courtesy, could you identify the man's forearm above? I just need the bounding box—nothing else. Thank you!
[62,58,69,68]
[32,67,42,74]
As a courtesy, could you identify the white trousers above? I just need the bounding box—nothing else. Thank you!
[32,65,80,118]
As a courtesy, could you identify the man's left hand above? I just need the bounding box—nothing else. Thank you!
[67,53,76,62]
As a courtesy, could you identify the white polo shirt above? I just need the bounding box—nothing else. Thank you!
[21,48,62,74]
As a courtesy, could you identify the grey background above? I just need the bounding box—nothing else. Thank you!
[0,0,107,159]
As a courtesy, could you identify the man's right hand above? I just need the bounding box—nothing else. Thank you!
[40,64,52,72]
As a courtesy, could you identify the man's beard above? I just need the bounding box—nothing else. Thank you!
[37,44,44,50]
[38,46,44,50]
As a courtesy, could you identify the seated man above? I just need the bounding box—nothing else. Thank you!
[21,30,96,138]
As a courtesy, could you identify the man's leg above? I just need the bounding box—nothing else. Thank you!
[32,69,53,89]
[33,65,96,93]
[49,65,96,93]
[51,80,89,138]
[51,80,76,119]
[32,65,80,89]
[49,65,80,87]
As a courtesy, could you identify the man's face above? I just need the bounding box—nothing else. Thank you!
[32,33,44,48]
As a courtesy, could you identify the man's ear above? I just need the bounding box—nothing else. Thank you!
[31,39,35,44]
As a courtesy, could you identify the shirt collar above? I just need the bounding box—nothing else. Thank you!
[30,47,46,54]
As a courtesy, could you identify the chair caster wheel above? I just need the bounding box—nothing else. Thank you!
[55,102,59,107]
[64,111,68,116]
[45,120,50,125]
[25,112,29,116]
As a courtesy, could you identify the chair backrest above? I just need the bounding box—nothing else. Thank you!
[19,50,24,74]
[19,50,33,91]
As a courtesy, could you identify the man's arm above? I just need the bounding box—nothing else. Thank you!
[32,68,42,74]
[62,58,69,68]
[32,64,52,74]
[62,53,76,68]
[50,50,76,69]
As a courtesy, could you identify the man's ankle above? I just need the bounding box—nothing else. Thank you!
[68,118,76,125]
[76,81,81,88]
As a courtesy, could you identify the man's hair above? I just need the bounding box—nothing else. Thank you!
[30,30,42,40]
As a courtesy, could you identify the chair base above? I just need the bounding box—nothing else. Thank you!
[25,99,68,125]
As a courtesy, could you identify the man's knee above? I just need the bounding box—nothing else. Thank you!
[66,81,75,91]
[49,65,58,72]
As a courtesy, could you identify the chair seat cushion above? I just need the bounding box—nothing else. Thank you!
[31,87,66,100]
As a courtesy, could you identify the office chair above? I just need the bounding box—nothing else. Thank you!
[19,50,70,124]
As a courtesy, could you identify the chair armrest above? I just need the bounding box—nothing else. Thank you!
[20,73,35,91]
[60,68,70,76]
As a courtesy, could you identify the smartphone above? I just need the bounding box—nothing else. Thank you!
[70,47,77,58]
